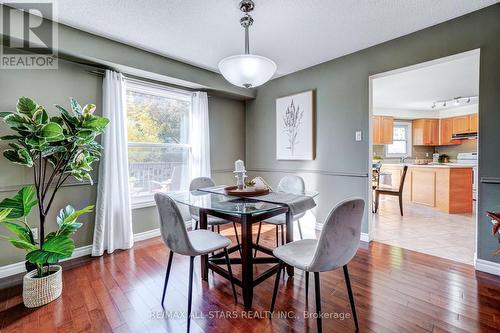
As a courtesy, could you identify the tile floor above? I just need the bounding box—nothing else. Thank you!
[372,196,476,264]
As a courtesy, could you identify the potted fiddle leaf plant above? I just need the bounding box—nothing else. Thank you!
[0,97,109,307]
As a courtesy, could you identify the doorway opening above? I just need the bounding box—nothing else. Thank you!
[368,49,479,265]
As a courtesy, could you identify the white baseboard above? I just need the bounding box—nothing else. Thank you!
[315,222,369,242]
[0,224,176,279]
[475,258,500,276]
[133,228,161,242]
[0,244,93,279]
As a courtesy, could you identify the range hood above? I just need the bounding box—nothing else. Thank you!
[452,132,478,140]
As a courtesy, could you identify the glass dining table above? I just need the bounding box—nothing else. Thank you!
[168,188,318,308]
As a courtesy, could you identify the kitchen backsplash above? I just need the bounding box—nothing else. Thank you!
[373,139,477,162]
[436,139,478,159]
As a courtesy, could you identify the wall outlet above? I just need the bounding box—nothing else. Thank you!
[32,228,38,241]
[355,131,362,141]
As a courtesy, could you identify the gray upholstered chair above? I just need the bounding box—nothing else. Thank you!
[154,193,237,332]
[189,177,241,252]
[254,175,306,256]
[270,198,365,333]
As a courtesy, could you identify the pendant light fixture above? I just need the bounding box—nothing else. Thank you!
[218,0,277,88]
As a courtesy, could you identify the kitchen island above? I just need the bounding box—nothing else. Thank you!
[380,163,473,214]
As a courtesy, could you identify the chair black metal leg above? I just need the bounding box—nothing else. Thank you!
[161,250,174,307]
[297,219,303,240]
[399,195,404,216]
[217,225,220,233]
[187,256,195,332]
[232,222,242,256]
[275,226,279,247]
[254,221,262,257]
[305,271,309,303]
[224,248,238,303]
[314,272,322,333]
[270,261,283,312]
[194,220,198,230]
[374,192,379,213]
[343,265,359,331]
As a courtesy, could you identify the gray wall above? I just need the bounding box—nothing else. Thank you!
[0,62,245,266]
[246,4,500,264]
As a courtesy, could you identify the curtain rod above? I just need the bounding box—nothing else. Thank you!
[84,69,212,97]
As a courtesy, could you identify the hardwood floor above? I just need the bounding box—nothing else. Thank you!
[0,224,499,333]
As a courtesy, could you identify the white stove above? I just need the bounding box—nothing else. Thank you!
[457,152,478,200]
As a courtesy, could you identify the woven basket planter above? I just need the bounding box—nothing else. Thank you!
[23,265,62,308]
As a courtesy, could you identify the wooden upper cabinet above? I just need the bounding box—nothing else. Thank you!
[469,113,478,132]
[439,118,461,146]
[452,116,470,134]
[372,116,393,145]
[413,119,439,146]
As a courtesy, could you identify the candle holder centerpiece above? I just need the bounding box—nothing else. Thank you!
[224,159,270,197]
[234,159,247,190]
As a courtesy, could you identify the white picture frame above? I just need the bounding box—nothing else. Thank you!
[276,90,315,160]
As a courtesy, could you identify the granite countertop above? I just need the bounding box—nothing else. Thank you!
[382,163,473,169]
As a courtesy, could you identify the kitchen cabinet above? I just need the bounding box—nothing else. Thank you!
[372,116,393,145]
[452,116,470,134]
[410,168,436,207]
[439,118,461,145]
[469,113,478,132]
[413,119,439,146]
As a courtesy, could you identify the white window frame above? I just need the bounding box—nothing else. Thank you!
[125,79,192,209]
[385,121,412,158]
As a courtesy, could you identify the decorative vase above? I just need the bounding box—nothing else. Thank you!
[23,265,63,308]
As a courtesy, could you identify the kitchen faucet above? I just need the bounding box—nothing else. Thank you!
[400,155,410,163]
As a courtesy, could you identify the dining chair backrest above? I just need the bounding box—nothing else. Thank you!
[189,177,216,218]
[398,165,409,193]
[154,192,196,256]
[308,198,365,272]
[277,175,305,195]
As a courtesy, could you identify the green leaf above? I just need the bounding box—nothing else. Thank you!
[0,186,38,219]
[0,135,22,141]
[25,136,47,149]
[70,98,83,115]
[82,104,96,115]
[85,116,109,128]
[1,221,33,244]
[4,113,29,129]
[16,97,37,116]
[0,111,14,118]
[57,205,93,227]
[32,107,49,125]
[0,209,12,221]
[40,122,63,139]
[26,236,74,264]
[0,235,37,252]
[41,146,66,157]
[50,116,64,126]
[57,223,82,237]
[3,149,34,167]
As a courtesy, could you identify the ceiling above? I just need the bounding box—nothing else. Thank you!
[373,51,480,111]
[13,0,498,77]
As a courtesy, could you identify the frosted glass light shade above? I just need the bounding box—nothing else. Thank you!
[218,54,277,88]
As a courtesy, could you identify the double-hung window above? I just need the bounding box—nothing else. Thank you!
[126,80,191,206]
[386,121,412,158]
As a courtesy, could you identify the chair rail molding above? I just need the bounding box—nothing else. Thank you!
[247,168,369,178]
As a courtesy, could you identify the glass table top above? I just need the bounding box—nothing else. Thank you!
[168,189,319,215]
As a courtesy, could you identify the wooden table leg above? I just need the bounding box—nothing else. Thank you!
[199,209,208,281]
[240,214,254,308]
[285,210,294,277]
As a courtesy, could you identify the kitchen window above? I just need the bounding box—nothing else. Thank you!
[126,80,192,207]
[386,121,412,158]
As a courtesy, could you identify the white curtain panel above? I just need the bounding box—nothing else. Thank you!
[92,70,134,256]
[189,92,211,179]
